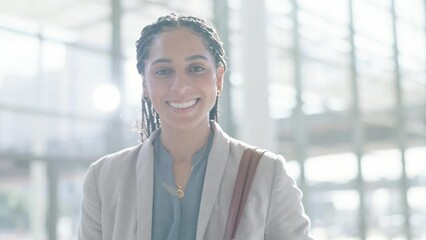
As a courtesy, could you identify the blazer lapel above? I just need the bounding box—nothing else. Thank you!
[196,122,231,240]
[136,130,159,240]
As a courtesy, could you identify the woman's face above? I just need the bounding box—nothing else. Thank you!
[142,27,224,130]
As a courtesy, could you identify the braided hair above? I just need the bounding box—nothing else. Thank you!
[135,13,227,142]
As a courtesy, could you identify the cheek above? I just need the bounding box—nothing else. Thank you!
[146,83,169,105]
[206,77,220,91]
[148,81,167,95]
[145,76,163,92]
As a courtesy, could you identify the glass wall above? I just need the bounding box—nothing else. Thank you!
[261,0,426,239]
[0,0,425,239]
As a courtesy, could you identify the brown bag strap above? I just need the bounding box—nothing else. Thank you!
[224,147,266,240]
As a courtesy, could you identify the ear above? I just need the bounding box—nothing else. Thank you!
[215,65,225,93]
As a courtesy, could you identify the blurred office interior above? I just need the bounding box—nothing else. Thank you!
[0,0,425,239]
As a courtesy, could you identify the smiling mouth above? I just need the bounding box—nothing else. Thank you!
[167,98,199,109]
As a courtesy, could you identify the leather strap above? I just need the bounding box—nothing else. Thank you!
[224,148,266,240]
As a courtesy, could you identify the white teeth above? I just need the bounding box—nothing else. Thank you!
[168,99,197,109]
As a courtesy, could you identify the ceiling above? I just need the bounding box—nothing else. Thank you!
[0,0,212,56]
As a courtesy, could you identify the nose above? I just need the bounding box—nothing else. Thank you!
[171,71,190,93]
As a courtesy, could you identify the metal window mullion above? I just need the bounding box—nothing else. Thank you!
[213,0,235,137]
[348,1,367,239]
[109,0,124,152]
[47,157,58,240]
[35,32,58,240]
[291,0,308,210]
[390,0,411,239]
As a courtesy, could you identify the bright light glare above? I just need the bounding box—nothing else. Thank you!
[408,187,426,210]
[332,191,359,210]
[92,84,121,112]
[305,153,358,183]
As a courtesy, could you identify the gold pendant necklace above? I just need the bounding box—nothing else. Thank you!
[175,143,209,199]
[176,186,185,199]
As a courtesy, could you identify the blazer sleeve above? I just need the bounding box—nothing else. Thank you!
[78,165,102,240]
[264,155,313,240]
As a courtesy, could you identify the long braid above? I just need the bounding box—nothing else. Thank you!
[136,13,227,142]
[209,96,219,122]
[140,96,160,141]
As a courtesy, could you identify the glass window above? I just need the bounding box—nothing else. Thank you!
[298,0,349,24]
[306,153,358,183]
[396,21,426,59]
[266,0,292,15]
[0,161,38,239]
[365,188,405,240]
[57,165,86,240]
[406,147,426,240]
[406,147,426,179]
[362,149,402,182]
[309,190,360,240]
[395,0,425,25]
[353,1,393,45]
[408,187,426,239]
[0,31,40,108]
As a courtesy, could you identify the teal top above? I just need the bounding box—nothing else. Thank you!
[152,130,213,240]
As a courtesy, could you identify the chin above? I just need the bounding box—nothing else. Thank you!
[162,116,210,130]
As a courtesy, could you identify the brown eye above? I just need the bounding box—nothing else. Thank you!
[190,65,205,73]
[155,68,172,76]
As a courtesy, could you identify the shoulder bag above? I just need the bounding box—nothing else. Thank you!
[224,147,266,240]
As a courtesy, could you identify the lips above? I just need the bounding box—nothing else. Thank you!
[167,98,198,109]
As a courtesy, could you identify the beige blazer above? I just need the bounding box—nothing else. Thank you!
[78,122,313,240]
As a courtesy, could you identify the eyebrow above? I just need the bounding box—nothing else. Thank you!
[185,55,208,61]
[151,55,208,66]
[151,58,172,65]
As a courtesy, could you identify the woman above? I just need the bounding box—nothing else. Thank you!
[78,13,312,240]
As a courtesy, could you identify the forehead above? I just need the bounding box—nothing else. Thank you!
[147,27,210,59]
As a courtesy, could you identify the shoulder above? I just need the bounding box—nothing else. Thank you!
[228,136,286,168]
[212,121,286,170]
[88,144,143,177]
[82,144,145,199]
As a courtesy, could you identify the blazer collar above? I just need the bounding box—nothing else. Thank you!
[136,129,160,240]
[135,122,231,240]
[196,122,231,240]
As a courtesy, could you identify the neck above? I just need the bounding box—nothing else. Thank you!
[160,121,212,164]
